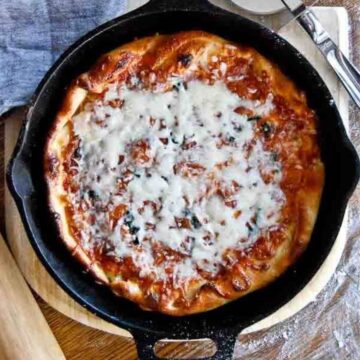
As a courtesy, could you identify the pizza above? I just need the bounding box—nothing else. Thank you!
[44,31,324,316]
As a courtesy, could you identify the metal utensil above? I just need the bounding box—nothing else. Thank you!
[281,0,360,108]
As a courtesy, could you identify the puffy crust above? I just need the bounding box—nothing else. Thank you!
[45,86,110,285]
[44,31,324,316]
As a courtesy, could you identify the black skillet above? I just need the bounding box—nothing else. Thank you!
[7,0,360,358]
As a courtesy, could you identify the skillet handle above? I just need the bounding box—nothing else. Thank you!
[143,0,213,12]
[202,331,237,360]
[132,329,237,359]
[132,331,161,360]
[7,153,34,200]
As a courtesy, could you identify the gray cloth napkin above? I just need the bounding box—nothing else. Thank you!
[0,0,128,115]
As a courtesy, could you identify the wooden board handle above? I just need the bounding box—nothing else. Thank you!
[0,233,65,360]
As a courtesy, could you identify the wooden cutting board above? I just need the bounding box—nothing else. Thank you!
[4,6,350,340]
[0,232,65,360]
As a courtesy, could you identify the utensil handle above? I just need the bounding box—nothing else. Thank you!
[132,329,237,359]
[327,49,360,107]
[0,233,65,360]
[297,8,360,108]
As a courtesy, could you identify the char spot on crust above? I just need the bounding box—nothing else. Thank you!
[177,53,193,67]
[76,75,91,91]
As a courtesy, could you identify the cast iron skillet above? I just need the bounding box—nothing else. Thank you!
[7,0,360,358]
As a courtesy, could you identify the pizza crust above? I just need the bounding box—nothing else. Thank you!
[44,31,324,316]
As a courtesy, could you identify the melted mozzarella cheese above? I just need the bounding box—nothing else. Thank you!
[71,78,284,283]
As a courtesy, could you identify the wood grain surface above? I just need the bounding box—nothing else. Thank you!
[0,233,65,360]
[1,0,360,359]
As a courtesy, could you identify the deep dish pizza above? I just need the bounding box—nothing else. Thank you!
[44,31,324,316]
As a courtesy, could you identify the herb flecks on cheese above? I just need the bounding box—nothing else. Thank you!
[71,79,283,282]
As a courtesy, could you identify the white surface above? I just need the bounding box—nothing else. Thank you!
[230,0,285,15]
